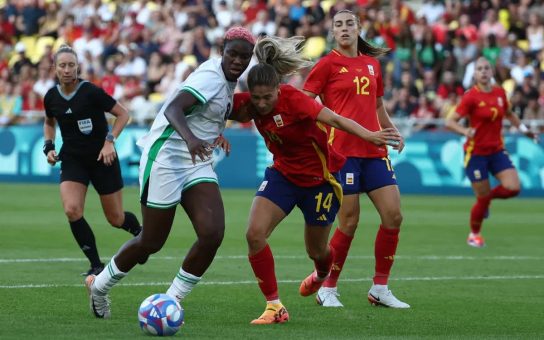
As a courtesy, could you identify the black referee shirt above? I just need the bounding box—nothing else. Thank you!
[44,80,116,157]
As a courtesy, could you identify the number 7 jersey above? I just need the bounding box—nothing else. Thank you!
[455,85,509,155]
[304,50,387,158]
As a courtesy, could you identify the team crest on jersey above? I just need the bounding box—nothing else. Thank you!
[345,173,354,185]
[367,65,375,75]
[77,118,93,135]
[497,97,504,107]
[339,67,348,73]
[478,101,486,107]
[273,114,284,127]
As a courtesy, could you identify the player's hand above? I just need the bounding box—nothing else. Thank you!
[187,136,213,165]
[525,131,539,143]
[213,134,231,156]
[465,128,475,138]
[98,142,117,166]
[369,128,402,148]
[46,150,58,166]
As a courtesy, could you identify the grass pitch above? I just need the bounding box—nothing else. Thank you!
[0,183,543,339]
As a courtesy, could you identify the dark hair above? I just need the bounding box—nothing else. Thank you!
[247,36,313,90]
[53,44,78,65]
[335,10,390,58]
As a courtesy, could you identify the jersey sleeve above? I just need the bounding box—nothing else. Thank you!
[288,86,324,119]
[43,90,53,118]
[180,67,222,105]
[303,57,331,96]
[455,90,473,118]
[88,83,117,112]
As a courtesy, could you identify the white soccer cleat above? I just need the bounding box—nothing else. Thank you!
[316,287,344,307]
[85,274,111,318]
[367,285,410,308]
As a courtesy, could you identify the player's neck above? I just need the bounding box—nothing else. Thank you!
[476,83,492,92]
[335,45,358,58]
[60,79,79,95]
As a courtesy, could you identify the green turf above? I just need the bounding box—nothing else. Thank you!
[0,183,543,339]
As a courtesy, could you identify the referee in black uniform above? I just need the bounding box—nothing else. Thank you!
[43,45,141,276]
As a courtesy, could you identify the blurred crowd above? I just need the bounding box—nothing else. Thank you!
[1,0,544,132]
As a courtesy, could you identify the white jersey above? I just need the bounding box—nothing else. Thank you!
[137,58,236,168]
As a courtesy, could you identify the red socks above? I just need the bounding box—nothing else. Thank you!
[470,194,491,234]
[491,185,520,199]
[373,225,400,285]
[248,244,278,301]
[323,228,354,288]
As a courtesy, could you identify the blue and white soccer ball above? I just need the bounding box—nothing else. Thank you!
[138,294,184,336]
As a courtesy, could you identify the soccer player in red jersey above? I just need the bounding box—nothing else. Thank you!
[302,10,410,308]
[230,36,401,324]
[446,57,538,248]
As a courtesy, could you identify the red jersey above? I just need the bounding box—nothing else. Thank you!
[304,50,388,158]
[234,85,346,187]
[456,85,509,155]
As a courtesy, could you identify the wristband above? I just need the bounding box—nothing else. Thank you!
[43,140,55,156]
[519,124,529,133]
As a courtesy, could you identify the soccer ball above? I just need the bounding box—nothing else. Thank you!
[138,294,184,336]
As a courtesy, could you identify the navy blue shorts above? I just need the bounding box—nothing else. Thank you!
[339,157,397,195]
[256,167,342,226]
[465,150,515,182]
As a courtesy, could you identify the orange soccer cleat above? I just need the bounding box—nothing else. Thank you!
[250,302,289,325]
[299,271,326,297]
[467,233,485,248]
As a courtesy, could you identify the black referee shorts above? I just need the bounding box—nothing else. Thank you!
[59,153,124,195]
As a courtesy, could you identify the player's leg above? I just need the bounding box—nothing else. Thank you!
[87,204,176,318]
[60,180,103,274]
[490,151,520,199]
[299,178,339,298]
[318,158,362,306]
[247,168,292,324]
[247,196,289,324]
[466,155,492,247]
[93,157,142,236]
[166,182,225,302]
[367,184,409,308]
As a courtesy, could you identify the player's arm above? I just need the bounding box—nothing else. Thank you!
[376,97,404,152]
[317,106,400,146]
[445,110,474,138]
[504,108,539,142]
[98,102,129,166]
[302,90,317,99]
[43,116,58,166]
[164,91,211,164]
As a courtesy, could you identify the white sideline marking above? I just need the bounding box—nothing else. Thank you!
[1,275,543,289]
[0,255,543,264]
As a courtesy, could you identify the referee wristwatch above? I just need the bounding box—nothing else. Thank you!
[105,132,116,143]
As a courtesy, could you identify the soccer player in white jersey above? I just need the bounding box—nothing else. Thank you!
[85,27,255,318]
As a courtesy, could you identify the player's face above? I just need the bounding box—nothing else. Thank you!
[55,52,78,84]
[249,85,279,116]
[332,12,359,48]
[221,39,254,81]
[474,58,493,86]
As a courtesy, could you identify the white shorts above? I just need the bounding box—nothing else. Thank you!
[139,155,218,209]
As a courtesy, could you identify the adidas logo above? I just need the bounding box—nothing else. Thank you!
[65,108,73,114]
[339,67,348,73]
[478,101,486,107]
[317,214,328,221]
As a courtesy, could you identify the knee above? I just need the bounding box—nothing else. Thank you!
[383,210,403,229]
[198,225,225,250]
[106,211,125,228]
[246,225,266,251]
[503,183,521,195]
[64,205,83,221]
